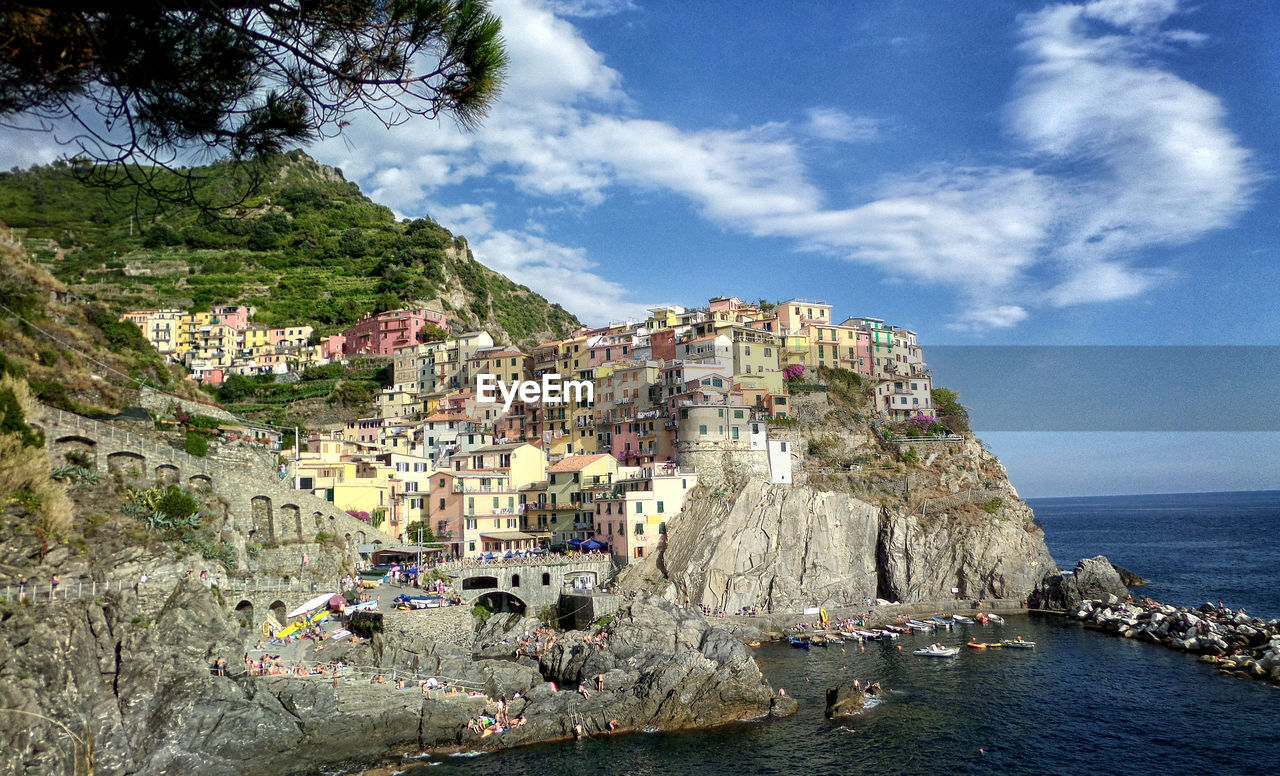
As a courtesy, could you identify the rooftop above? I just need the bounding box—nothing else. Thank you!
[547,453,613,472]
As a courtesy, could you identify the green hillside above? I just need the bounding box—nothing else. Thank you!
[0,150,579,348]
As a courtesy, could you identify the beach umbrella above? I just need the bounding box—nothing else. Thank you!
[567,539,582,548]
[328,594,346,610]
[581,539,607,551]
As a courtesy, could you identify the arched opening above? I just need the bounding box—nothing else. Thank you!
[107,451,146,475]
[356,530,367,544]
[541,572,551,586]
[281,504,302,540]
[313,511,324,531]
[268,599,287,625]
[188,474,213,493]
[251,496,274,538]
[461,575,499,591]
[155,464,180,484]
[234,600,254,632]
[53,435,96,469]
[475,591,526,614]
[510,573,521,588]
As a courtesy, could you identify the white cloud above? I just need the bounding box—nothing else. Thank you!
[309,0,1254,331]
[546,0,636,18]
[804,108,883,143]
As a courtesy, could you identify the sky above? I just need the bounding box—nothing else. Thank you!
[4,0,1278,497]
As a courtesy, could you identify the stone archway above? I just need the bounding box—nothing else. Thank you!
[53,435,96,469]
[107,451,146,475]
[251,496,274,538]
[188,474,213,493]
[155,464,180,484]
[234,600,255,632]
[268,599,287,625]
[281,504,302,541]
[313,511,324,532]
[475,591,526,614]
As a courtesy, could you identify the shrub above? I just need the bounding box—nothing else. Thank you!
[902,447,920,466]
[184,429,209,457]
[982,497,1004,514]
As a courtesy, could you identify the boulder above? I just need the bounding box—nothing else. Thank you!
[1030,556,1130,612]
[825,684,866,719]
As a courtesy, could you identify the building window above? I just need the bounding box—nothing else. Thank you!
[635,502,643,514]
[699,424,707,435]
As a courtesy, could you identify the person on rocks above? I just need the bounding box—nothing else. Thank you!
[596,673,605,692]
[50,574,60,600]
[18,578,26,602]
[215,657,227,676]
[578,682,591,699]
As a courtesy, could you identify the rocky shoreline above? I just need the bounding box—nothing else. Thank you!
[1072,598,1280,684]
[0,582,792,776]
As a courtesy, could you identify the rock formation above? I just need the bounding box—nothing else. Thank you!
[824,684,866,719]
[1030,555,1131,611]
[622,388,1056,612]
[0,583,788,775]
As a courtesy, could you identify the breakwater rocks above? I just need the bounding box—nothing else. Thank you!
[1073,599,1280,683]
[1031,555,1131,611]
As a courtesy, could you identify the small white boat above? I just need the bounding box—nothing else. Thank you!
[1001,638,1036,649]
[986,614,1005,624]
[952,614,975,624]
[913,644,960,657]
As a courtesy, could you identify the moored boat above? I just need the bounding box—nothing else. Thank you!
[1001,638,1036,649]
[952,614,975,624]
[788,636,810,650]
[987,614,1005,624]
[913,643,960,657]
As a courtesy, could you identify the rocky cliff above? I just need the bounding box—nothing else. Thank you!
[621,381,1056,612]
[0,582,788,775]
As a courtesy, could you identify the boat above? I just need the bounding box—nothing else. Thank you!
[884,625,910,634]
[952,614,976,624]
[1001,638,1036,649]
[393,594,447,610]
[931,617,954,628]
[855,630,881,640]
[811,636,828,647]
[913,644,960,657]
[839,630,862,640]
[873,629,900,640]
[966,641,990,649]
[827,635,845,644]
[987,614,1005,624]
[748,641,762,648]
[788,636,810,650]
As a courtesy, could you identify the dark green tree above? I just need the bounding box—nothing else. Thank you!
[0,1,508,208]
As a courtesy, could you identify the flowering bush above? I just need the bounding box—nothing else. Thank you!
[346,509,372,523]
[783,364,805,382]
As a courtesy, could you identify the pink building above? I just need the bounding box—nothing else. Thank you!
[320,334,346,360]
[210,305,254,330]
[342,308,450,356]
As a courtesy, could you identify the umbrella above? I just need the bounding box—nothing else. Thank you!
[288,592,336,619]
[504,551,514,559]
[327,594,346,610]
[581,539,608,551]
[567,539,582,548]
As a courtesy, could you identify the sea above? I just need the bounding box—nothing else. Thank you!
[372,490,1280,776]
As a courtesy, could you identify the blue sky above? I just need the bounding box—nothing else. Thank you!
[4,0,1277,496]
[308,0,1278,496]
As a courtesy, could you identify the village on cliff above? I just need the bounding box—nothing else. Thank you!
[121,297,937,561]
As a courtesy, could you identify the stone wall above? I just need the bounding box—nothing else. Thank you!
[383,606,474,649]
[36,404,395,562]
[138,386,238,422]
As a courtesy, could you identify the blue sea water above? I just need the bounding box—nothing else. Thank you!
[383,491,1280,776]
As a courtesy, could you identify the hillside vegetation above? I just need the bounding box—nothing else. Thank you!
[0,150,579,348]
[0,238,200,415]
